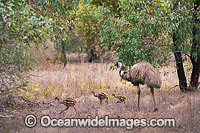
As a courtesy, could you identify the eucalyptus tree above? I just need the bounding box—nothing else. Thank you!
[100,0,200,91]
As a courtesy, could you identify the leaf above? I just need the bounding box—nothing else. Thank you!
[23,36,28,40]
[21,88,26,90]
[109,66,114,70]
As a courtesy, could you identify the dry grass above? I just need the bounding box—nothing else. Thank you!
[22,63,134,99]
[21,59,196,99]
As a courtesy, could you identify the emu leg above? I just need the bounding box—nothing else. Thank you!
[73,107,77,113]
[100,99,102,104]
[150,88,158,112]
[137,86,141,109]
[106,97,108,104]
[60,106,69,114]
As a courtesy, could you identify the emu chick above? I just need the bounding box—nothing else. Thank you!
[112,93,126,104]
[55,97,77,113]
[92,91,108,104]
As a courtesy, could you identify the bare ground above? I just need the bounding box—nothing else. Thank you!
[0,62,200,133]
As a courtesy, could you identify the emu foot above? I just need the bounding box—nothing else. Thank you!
[153,108,158,112]
[136,107,140,112]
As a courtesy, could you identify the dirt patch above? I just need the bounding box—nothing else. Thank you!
[1,89,200,133]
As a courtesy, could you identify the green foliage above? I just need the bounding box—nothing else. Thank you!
[0,0,52,94]
[90,0,121,17]
[75,3,103,54]
[0,1,51,44]
[31,0,79,64]
[75,0,123,60]
[35,0,79,40]
[100,0,172,66]
[100,0,199,67]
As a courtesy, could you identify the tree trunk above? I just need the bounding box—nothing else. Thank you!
[88,49,98,63]
[190,56,200,90]
[189,0,200,90]
[173,32,188,92]
[61,41,67,68]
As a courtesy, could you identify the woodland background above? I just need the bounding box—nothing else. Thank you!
[0,0,200,132]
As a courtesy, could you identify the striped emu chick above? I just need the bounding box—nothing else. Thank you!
[55,97,77,114]
[92,91,108,104]
[112,93,127,104]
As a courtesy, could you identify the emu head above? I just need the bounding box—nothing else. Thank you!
[114,62,123,69]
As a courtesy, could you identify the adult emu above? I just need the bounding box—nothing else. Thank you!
[115,61,162,112]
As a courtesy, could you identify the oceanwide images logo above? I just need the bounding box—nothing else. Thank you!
[24,115,37,128]
[24,114,176,129]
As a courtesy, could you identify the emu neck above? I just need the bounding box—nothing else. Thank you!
[119,64,125,78]
[119,66,131,81]
[119,69,125,77]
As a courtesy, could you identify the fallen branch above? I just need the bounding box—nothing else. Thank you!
[35,100,55,115]
[0,115,15,118]
[28,73,49,77]
[14,96,40,107]
[169,85,179,91]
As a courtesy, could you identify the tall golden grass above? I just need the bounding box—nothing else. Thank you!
[19,58,194,99]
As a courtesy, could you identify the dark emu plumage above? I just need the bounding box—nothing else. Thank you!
[115,61,162,112]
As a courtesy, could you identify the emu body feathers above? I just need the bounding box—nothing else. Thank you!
[120,61,162,88]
